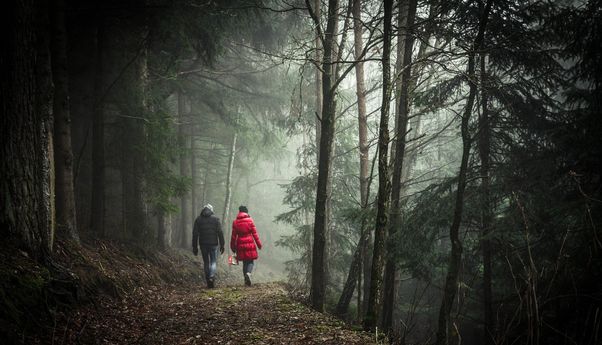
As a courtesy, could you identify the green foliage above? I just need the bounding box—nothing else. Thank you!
[392,179,456,280]
[143,104,190,214]
[390,1,602,343]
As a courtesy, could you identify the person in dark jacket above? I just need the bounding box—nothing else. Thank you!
[192,204,225,288]
[230,205,262,286]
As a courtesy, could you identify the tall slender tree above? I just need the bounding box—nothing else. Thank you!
[435,1,493,344]
[177,90,191,248]
[364,0,394,331]
[91,14,105,237]
[51,0,79,243]
[382,0,418,333]
[190,129,198,216]
[222,131,238,227]
[308,0,340,312]
[479,44,494,345]
[335,0,371,318]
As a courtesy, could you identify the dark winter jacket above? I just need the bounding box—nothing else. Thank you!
[230,212,262,261]
[192,207,225,250]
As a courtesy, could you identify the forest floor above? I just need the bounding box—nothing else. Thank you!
[11,239,376,345]
[54,282,375,345]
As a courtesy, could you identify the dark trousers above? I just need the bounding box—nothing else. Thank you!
[243,260,254,274]
[200,245,218,280]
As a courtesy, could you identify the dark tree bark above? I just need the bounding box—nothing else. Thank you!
[435,2,492,344]
[157,208,166,250]
[382,0,417,334]
[1,0,53,259]
[51,0,79,243]
[190,130,198,216]
[91,14,105,237]
[309,0,340,312]
[336,221,369,317]
[313,0,323,150]
[335,0,371,318]
[177,91,191,248]
[364,0,393,331]
[479,51,494,345]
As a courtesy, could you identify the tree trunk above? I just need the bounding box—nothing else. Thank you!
[363,0,393,331]
[382,0,417,334]
[157,208,166,250]
[362,223,372,318]
[201,143,214,207]
[435,2,492,344]
[1,0,53,259]
[222,132,238,227]
[122,36,148,241]
[313,0,323,153]
[310,0,340,313]
[336,218,369,317]
[479,52,494,345]
[91,14,105,237]
[190,130,198,216]
[51,0,79,244]
[177,91,191,248]
[335,0,371,317]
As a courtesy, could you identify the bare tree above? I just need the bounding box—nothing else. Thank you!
[364,0,394,331]
[335,0,371,318]
[308,0,340,312]
[479,43,494,345]
[435,1,493,344]
[178,91,191,248]
[382,0,418,334]
[222,131,238,228]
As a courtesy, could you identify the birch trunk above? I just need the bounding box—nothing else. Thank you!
[222,132,238,228]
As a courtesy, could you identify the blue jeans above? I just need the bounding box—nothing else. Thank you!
[200,245,218,280]
[243,260,254,275]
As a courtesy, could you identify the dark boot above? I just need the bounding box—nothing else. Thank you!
[207,277,215,288]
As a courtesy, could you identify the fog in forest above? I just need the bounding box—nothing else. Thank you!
[1,0,601,344]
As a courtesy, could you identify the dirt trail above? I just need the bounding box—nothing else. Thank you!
[56,282,375,344]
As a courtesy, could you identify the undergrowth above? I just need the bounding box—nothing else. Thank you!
[0,236,235,343]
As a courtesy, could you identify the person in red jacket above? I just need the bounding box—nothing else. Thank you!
[230,205,262,286]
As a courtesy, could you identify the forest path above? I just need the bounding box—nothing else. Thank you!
[64,282,375,345]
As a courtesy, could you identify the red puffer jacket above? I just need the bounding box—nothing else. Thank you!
[230,212,262,261]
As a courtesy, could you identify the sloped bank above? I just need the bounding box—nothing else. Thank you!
[0,237,238,344]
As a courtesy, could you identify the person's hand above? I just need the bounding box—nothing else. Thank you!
[258,245,262,250]
[193,248,198,256]
[220,246,225,254]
